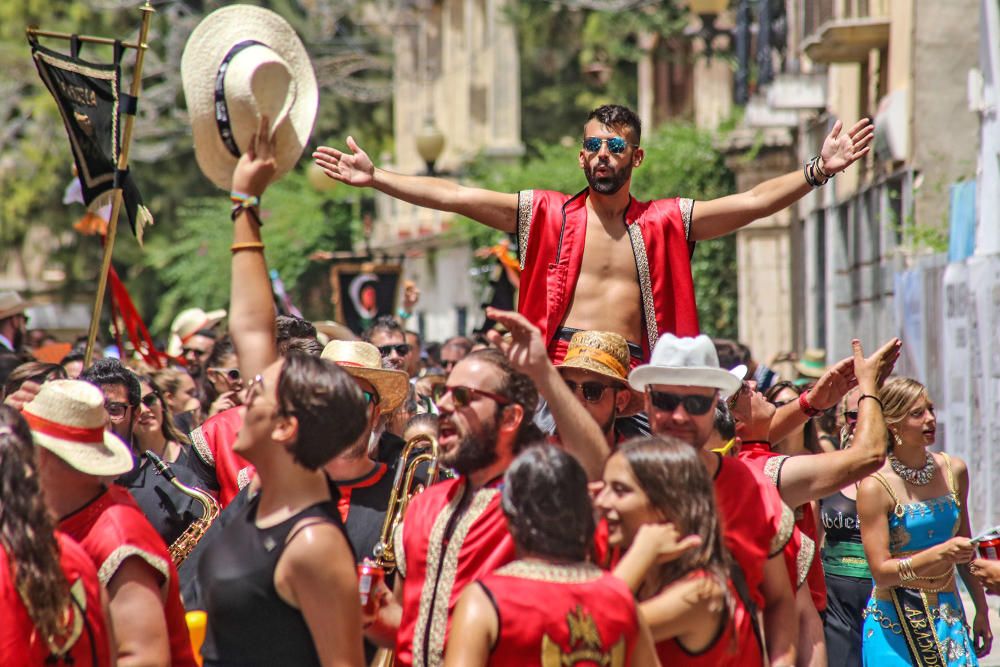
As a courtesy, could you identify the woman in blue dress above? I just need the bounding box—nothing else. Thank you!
[858,377,992,665]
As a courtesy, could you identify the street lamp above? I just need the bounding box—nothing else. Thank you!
[415,117,445,176]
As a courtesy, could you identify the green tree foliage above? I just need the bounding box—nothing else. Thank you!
[460,122,738,338]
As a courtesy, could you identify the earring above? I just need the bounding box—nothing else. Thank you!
[891,431,902,448]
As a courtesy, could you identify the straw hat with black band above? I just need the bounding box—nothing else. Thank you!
[23,380,133,477]
[556,331,644,417]
[181,5,318,191]
[321,340,409,412]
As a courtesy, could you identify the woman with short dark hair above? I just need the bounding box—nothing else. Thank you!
[444,444,658,666]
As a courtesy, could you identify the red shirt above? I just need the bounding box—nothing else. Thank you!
[516,189,699,363]
[395,477,515,667]
[0,532,112,666]
[477,560,639,666]
[712,456,794,609]
[738,444,826,611]
[189,406,253,507]
[654,572,763,667]
[59,486,196,667]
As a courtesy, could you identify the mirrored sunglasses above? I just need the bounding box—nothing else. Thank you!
[582,136,637,155]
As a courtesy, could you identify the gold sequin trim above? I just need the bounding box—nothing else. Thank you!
[413,486,499,667]
[189,426,215,467]
[517,190,533,270]
[770,502,795,557]
[797,533,816,588]
[626,223,658,354]
[236,466,252,490]
[394,520,407,579]
[493,560,603,583]
[98,545,170,591]
[763,455,788,488]
[678,198,694,240]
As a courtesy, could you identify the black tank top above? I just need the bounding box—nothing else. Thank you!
[198,484,348,666]
[819,490,862,545]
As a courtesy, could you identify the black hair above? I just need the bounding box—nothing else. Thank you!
[276,350,369,470]
[501,443,594,562]
[586,104,642,144]
[79,358,140,407]
[714,402,736,440]
[205,334,236,370]
[362,315,404,343]
[275,316,317,345]
[713,338,752,370]
[192,328,218,340]
[59,351,86,366]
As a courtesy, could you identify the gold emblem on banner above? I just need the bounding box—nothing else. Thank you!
[540,604,625,666]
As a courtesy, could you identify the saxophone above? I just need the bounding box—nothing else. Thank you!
[144,450,221,566]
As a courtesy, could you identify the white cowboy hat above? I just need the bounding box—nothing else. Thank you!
[181,5,318,191]
[0,291,28,320]
[22,380,133,476]
[629,334,742,398]
[321,340,409,412]
[166,307,227,356]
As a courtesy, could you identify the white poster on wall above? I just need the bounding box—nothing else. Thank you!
[941,263,976,521]
[968,255,1000,532]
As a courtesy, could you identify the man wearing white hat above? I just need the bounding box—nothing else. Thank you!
[0,290,28,356]
[629,334,798,667]
[25,380,196,666]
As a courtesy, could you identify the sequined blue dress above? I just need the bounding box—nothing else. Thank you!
[861,455,978,666]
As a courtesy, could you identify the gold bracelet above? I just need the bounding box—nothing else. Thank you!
[230,241,265,253]
[897,557,917,582]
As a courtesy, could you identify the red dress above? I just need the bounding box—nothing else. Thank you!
[477,560,639,666]
[712,455,794,608]
[516,189,700,363]
[654,571,763,667]
[0,532,111,666]
[189,406,253,507]
[59,486,196,667]
[394,477,516,667]
[739,443,826,611]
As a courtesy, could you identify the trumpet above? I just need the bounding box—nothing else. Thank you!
[144,450,221,567]
[372,433,441,571]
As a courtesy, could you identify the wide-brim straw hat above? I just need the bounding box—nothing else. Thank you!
[795,348,828,379]
[181,5,318,191]
[166,307,227,356]
[321,340,409,412]
[22,380,133,477]
[556,331,644,417]
[629,333,742,398]
[0,291,28,320]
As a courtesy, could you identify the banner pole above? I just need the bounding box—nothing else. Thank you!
[83,1,155,367]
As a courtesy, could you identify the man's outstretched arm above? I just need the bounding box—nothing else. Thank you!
[690,118,873,241]
[313,137,518,233]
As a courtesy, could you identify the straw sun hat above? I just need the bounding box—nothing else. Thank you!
[556,331,644,417]
[321,340,409,412]
[22,380,133,477]
[181,4,318,191]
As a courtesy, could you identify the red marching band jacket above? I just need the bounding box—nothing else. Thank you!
[516,189,700,363]
[189,406,253,508]
[0,532,112,666]
[59,485,196,666]
[476,560,640,667]
[393,477,516,667]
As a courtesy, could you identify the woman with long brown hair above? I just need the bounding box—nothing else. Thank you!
[596,436,763,666]
[0,404,112,665]
[858,377,991,665]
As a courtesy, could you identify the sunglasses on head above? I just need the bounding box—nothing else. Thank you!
[726,382,749,410]
[378,343,411,358]
[582,136,637,155]
[647,390,715,416]
[564,380,612,403]
[433,384,510,408]
[210,367,241,382]
[140,393,160,409]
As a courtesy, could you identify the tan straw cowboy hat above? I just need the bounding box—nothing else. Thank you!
[23,380,133,476]
[321,340,409,412]
[557,331,644,417]
[0,291,29,320]
[181,4,318,191]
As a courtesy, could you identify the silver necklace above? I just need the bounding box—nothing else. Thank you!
[889,451,936,486]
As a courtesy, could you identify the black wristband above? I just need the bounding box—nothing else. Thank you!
[858,393,883,410]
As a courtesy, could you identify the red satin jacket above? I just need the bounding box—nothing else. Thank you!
[516,188,700,363]
[189,406,253,508]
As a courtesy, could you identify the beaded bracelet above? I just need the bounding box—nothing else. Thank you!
[803,156,833,188]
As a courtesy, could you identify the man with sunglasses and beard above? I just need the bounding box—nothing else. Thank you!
[315,105,873,367]
[364,307,610,667]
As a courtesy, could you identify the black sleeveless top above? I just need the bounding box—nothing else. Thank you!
[198,484,349,666]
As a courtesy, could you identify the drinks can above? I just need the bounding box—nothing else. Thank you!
[358,561,385,614]
[979,536,1000,560]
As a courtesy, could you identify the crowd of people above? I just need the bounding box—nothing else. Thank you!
[2,25,999,665]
